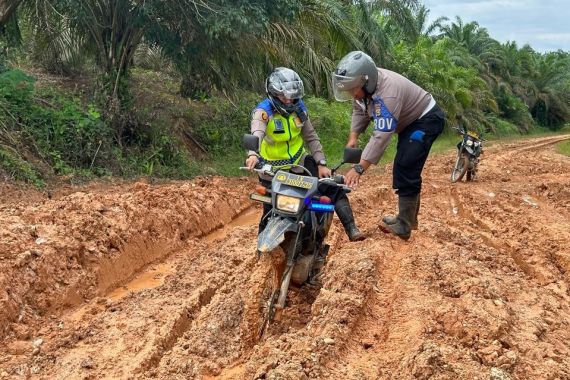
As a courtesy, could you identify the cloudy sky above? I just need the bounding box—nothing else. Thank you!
[422,0,570,52]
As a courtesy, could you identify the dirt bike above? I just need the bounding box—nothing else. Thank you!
[241,134,361,338]
[451,126,485,183]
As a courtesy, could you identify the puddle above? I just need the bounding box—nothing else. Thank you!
[204,207,260,243]
[108,262,174,301]
[66,262,173,322]
[67,208,259,322]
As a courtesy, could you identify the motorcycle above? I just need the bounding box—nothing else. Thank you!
[241,134,362,338]
[451,126,485,183]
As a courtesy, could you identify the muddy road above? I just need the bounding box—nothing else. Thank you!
[1,135,569,379]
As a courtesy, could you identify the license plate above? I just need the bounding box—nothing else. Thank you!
[274,171,315,189]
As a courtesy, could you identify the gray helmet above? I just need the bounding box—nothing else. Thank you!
[331,51,378,101]
[266,67,305,114]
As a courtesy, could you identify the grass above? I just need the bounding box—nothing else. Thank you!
[556,140,570,156]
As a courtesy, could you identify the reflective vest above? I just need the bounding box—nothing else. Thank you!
[254,98,307,168]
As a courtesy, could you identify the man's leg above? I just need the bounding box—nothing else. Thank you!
[382,105,445,239]
[335,194,365,241]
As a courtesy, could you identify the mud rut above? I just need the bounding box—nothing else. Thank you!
[1,135,570,379]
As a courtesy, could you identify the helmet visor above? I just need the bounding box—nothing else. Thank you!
[279,80,304,99]
[331,73,366,102]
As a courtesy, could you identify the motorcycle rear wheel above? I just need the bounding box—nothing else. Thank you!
[451,153,469,183]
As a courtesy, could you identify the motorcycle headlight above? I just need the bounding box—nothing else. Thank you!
[465,139,474,146]
[474,141,481,147]
[276,195,302,213]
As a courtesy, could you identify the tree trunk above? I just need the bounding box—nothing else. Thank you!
[0,0,23,25]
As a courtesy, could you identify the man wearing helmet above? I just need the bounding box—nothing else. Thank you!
[246,67,365,242]
[332,51,445,240]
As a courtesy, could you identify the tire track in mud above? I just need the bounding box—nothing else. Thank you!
[0,178,255,346]
[135,285,218,374]
[327,238,409,379]
[445,136,570,287]
[505,135,570,154]
[436,139,570,378]
[28,229,259,379]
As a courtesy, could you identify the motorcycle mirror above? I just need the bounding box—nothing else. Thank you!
[343,147,362,164]
[242,134,260,152]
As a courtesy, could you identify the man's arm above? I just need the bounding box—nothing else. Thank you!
[346,131,360,148]
[361,131,394,165]
[348,99,371,147]
[248,109,268,156]
[301,118,325,163]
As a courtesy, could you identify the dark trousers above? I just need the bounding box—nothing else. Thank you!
[393,105,445,197]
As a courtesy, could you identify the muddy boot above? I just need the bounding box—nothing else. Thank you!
[380,195,419,240]
[335,197,365,242]
[382,195,420,230]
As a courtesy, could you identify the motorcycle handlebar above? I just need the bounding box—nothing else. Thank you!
[318,176,352,192]
[241,166,352,191]
[239,166,274,176]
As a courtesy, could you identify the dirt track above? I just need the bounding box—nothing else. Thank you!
[1,135,570,379]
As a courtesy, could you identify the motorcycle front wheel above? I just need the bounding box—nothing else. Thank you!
[241,246,285,343]
[451,152,469,183]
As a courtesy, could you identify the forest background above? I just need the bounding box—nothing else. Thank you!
[0,0,569,186]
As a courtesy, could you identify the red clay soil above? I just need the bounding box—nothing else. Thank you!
[0,135,569,380]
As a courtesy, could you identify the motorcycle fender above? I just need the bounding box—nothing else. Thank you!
[465,146,475,155]
[258,217,297,253]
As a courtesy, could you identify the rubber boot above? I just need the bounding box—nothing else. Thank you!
[335,197,365,242]
[382,195,420,230]
[380,195,419,240]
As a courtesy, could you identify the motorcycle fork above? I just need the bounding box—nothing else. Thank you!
[276,221,304,310]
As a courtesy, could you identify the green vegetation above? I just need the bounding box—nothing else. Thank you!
[556,139,570,157]
[0,0,569,184]
[0,146,43,186]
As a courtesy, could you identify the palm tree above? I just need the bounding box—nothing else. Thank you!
[23,0,212,133]
[0,0,23,25]
[389,4,447,43]
[530,51,570,127]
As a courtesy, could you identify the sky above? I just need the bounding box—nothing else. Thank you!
[422,0,570,52]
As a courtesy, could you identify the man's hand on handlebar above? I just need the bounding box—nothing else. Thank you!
[245,155,259,170]
[318,165,331,178]
[344,168,361,189]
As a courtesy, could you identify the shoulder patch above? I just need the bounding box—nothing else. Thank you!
[261,110,269,121]
[372,96,397,132]
[254,98,274,118]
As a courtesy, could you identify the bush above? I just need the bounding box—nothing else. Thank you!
[0,69,112,175]
[190,93,259,157]
[486,116,520,136]
[0,146,44,186]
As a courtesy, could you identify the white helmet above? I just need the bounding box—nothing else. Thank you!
[332,51,378,101]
